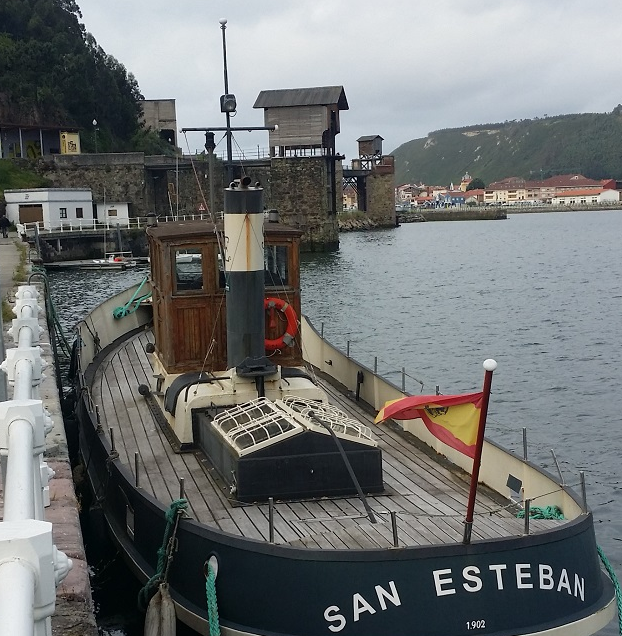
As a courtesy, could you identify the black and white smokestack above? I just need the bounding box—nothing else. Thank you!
[224,177,265,368]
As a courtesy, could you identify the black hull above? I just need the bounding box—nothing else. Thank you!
[76,388,615,636]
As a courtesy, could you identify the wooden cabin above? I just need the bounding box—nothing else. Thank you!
[357,135,384,159]
[147,219,303,375]
[253,86,348,157]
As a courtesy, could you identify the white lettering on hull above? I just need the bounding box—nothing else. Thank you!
[324,565,585,631]
[324,581,401,633]
[432,563,585,600]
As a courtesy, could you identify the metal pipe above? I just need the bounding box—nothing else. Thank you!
[524,499,531,535]
[401,367,406,392]
[109,427,116,454]
[134,452,139,488]
[0,560,36,635]
[4,419,35,521]
[550,448,564,484]
[268,497,275,543]
[390,511,399,547]
[179,477,185,500]
[346,340,350,358]
[522,427,528,461]
[580,471,587,513]
[13,358,34,401]
[374,356,378,374]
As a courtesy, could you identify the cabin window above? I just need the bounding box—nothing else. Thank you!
[76,207,83,218]
[174,248,204,292]
[264,245,289,287]
[59,207,67,219]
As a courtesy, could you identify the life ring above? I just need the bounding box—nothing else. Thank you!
[264,297,298,351]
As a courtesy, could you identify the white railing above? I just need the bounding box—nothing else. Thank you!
[16,213,217,237]
[0,285,72,636]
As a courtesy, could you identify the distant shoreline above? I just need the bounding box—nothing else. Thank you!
[396,203,622,224]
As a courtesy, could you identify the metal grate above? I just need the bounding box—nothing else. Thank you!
[282,396,374,442]
[212,397,300,452]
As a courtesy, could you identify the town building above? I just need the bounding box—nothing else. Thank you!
[551,188,620,206]
[4,188,131,230]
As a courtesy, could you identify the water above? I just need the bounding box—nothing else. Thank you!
[48,210,622,635]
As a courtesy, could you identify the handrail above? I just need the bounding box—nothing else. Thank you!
[16,213,217,236]
[0,285,72,636]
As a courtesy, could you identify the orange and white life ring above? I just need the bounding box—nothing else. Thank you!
[264,297,298,351]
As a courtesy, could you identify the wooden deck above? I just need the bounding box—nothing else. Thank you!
[91,330,563,549]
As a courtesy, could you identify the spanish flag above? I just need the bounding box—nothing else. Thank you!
[375,392,484,458]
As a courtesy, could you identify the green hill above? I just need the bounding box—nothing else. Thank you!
[392,108,622,186]
[0,0,173,155]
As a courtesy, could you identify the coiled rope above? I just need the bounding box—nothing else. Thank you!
[205,562,221,636]
[516,505,565,520]
[137,498,187,611]
[113,276,151,319]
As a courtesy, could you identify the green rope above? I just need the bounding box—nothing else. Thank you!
[137,498,187,611]
[205,562,221,636]
[113,276,151,319]
[597,545,622,636]
[516,505,565,520]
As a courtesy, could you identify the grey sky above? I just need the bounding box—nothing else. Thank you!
[76,0,622,164]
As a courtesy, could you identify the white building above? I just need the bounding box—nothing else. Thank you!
[4,188,94,230]
[551,188,620,206]
[95,201,131,227]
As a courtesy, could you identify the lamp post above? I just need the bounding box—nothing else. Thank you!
[92,119,98,154]
[219,18,236,185]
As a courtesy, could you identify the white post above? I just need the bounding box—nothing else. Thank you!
[0,559,36,634]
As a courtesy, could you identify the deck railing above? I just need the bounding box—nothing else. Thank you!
[0,285,72,636]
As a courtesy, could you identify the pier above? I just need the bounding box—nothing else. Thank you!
[0,231,97,635]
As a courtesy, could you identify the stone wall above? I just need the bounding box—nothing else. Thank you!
[269,157,339,251]
[366,164,396,227]
[35,154,147,216]
[27,153,342,250]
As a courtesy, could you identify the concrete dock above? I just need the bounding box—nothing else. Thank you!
[0,230,97,635]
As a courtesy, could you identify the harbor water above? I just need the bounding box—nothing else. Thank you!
[47,209,622,635]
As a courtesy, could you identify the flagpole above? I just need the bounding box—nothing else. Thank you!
[463,358,497,544]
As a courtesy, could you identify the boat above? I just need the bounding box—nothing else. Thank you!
[70,176,617,636]
[45,251,138,271]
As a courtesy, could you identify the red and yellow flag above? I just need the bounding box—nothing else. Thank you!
[375,392,484,458]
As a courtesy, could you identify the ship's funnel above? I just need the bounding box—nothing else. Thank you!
[224,179,265,368]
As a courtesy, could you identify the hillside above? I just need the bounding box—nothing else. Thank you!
[392,108,622,186]
[0,0,171,155]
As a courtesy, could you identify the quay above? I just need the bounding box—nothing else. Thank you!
[0,230,97,635]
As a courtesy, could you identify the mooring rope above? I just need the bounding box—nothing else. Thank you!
[598,546,622,636]
[113,276,151,319]
[137,498,188,611]
[205,561,221,636]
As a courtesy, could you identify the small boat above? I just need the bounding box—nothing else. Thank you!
[46,251,138,271]
[71,177,617,636]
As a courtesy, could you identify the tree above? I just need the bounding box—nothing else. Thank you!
[466,177,486,191]
[0,0,143,150]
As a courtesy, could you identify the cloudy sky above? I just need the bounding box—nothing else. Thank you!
[76,0,622,162]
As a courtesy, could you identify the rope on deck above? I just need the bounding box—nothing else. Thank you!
[113,276,151,319]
